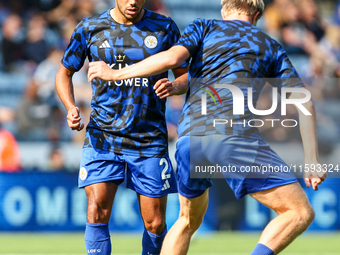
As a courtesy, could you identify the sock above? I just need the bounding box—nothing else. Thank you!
[85,222,111,255]
[141,225,167,255]
[250,243,274,255]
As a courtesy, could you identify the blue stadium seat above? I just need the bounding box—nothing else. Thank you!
[0,72,27,108]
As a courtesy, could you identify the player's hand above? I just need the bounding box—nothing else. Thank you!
[67,106,84,131]
[303,162,327,191]
[88,61,115,82]
[154,78,176,99]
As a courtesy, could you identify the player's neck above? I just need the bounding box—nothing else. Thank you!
[222,13,256,25]
[111,8,145,25]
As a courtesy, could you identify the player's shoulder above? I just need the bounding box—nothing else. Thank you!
[254,28,286,53]
[143,9,178,28]
[228,20,282,46]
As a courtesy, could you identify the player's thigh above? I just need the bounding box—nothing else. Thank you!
[79,147,125,188]
[250,182,311,214]
[176,136,212,199]
[178,189,209,227]
[79,147,125,221]
[85,181,119,223]
[202,136,297,199]
[125,155,177,197]
[85,181,119,210]
[137,194,167,224]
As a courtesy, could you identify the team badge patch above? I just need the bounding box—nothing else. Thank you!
[79,167,88,181]
[144,35,158,49]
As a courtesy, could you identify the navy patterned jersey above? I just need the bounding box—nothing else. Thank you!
[175,19,304,138]
[62,9,187,157]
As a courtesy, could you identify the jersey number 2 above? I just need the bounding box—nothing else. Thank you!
[160,158,171,191]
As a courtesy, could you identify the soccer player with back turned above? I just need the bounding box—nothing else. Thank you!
[55,1,188,254]
[88,0,327,254]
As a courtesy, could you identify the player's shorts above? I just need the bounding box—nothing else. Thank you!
[78,147,177,197]
[176,135,298,199]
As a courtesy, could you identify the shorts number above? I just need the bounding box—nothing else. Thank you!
[160,158,171,180]
[160,158,171,191]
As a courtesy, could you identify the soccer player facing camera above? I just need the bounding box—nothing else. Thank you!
[55,0,188,254]
[88,0,327,254]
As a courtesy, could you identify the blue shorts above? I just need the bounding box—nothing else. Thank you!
[79,147,177,197]
[176,135,298,199]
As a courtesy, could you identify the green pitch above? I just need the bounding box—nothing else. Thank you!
[0,232,339,255]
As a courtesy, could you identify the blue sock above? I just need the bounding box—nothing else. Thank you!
[141,225,167,255]
[85,223,111,255]
[250,243,274,255]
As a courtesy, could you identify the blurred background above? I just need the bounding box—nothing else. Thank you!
[0,0,340,248]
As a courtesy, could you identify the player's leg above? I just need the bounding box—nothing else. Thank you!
[160,190,209,255]
[241,140,315,254]
[79,147,125,255]
[85,182,118,223]
[250,182,314,255]
[125,155,177,255]
[84,182,118,255]
[138,194,168,255]
[160,136,212,255]
[209,136,313,255]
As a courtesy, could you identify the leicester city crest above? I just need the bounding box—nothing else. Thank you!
[79,167,88,181]
[144,35,158,49]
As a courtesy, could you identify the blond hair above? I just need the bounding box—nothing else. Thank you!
[221,0,265,19]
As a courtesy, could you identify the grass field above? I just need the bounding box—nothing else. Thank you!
[0,232,339,255]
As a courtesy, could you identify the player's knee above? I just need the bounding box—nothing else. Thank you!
[295,204,315,230]
[87,203,111,223]
[180,211,204,233]
[144,217,166,235]
[301,204,315,227]
[187,214,204,233]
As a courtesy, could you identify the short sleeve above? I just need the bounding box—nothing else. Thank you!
[175,19,205,58]
[61,20,87,72]
[167,18,189,68]
[272,44,305,92]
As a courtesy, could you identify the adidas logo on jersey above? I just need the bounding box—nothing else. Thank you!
[161,180,170,191]
[99,40,110,48]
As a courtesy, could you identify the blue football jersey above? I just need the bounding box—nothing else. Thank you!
[62,9,187,157]
[175,19,305,138]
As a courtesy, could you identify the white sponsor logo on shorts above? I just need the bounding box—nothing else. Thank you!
[79,167,88,181]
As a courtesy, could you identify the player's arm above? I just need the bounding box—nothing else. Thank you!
[87,45,190,83]
[172,68,189,95]
[289,92,326,190]
[273,43,327,190]
[154,67,189,99]
[55,64,84,131]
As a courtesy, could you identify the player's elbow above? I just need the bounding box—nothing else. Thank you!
[303,99,314,112]
[299,98,315,116]
[55,65,74,86]
[164,46,189,69]
[165,54,183,69]
[289,91,315,115]
[55,69,63,91]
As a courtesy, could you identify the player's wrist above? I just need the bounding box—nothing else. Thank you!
[111,69,118,81]
[67,105,78,112]
[304,152,319,162]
